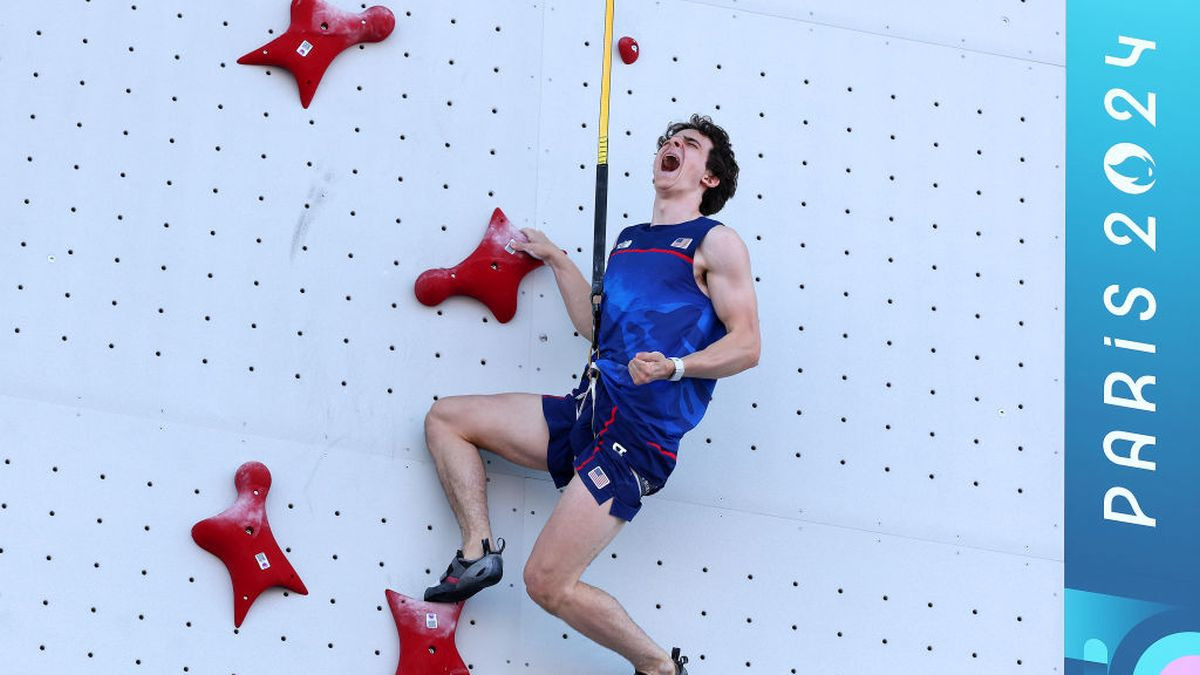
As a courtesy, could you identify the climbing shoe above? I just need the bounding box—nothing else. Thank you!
[635,647,689,675]
[423,538,505,603]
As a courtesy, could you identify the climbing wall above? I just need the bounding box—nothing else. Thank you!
[0,0,1064,673]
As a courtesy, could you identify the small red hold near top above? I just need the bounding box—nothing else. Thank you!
[618,36,640,64]
[415,208,545,323]
[238,0,396,108]
[192,461,308,627]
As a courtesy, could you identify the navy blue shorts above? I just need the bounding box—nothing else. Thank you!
[541,376,676,521]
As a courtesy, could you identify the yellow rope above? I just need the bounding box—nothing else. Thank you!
[597,0,614,165]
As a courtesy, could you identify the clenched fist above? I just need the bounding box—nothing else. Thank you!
[628,351,673,385]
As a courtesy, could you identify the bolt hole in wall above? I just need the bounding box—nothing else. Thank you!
[0,0,1061,673]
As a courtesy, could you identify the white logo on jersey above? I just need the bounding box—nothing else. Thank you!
[615,240,633,250]
[588,466,611,489]
[612,442,627,456]
[670,237,693,249]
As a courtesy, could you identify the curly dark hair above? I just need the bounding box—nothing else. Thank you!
[656,114,738,215]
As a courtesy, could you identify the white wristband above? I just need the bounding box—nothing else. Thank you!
[669,357,685,381]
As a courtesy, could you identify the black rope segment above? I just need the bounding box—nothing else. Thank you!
[590,162,609,351]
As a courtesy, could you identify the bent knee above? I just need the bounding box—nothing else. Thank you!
[523,562,569,615]
[425,397,463,436]
[424,399,463,458]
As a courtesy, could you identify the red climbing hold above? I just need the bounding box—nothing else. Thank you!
[386,590,470,675]
[618,36,640,64]
[237,0,396,108]
[191,461,308,627]
[414,208,545,323]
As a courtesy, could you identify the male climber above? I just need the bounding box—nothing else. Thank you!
[423,115,760,675]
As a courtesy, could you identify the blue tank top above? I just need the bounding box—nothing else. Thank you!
[594,216,728,442]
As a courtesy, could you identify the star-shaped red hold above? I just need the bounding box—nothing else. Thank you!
[192,461,308,627]
[385,590,470,675]
[238,0,396,108]
[414,208,546,323]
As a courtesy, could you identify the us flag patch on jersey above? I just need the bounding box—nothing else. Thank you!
[670,237,693,249]
[588,466,611,489]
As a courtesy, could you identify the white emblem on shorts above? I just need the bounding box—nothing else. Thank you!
[670,237,693,249]
[612,442,627,456]
[588,466,611,489]
[616,239,633,250]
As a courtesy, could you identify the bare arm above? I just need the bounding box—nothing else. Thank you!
[512,228,594,341]
[628,226,761,384]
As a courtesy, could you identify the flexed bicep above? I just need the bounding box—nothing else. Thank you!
[703,227,760,342]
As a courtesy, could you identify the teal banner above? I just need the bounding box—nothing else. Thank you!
[1066,1,1200,673]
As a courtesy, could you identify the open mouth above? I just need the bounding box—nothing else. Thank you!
[660,153,681,172]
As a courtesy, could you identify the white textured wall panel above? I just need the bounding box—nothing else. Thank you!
[685,0,1064,64]
[1,0,1064,673]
